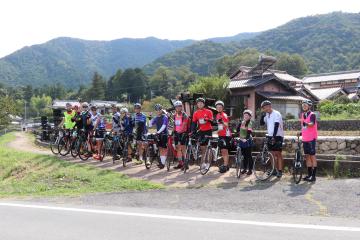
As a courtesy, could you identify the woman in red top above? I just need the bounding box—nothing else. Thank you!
[191,97,213,168]
[215,100,231,173]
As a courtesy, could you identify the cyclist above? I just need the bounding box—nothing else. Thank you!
[58,103,76,132]
[90,106,106,161]
[133,103,148,164]
[120,107,134,162]
[111,105,121,160]
[260,100,284,178]
[191,97,213,170]
[298,100,318,182]
[172,100,190,170]
[149,104,169,169]
[236,109,254,175]
[215,100,231,174]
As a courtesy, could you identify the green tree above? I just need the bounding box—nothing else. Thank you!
[189,75,229,100]
[274,53,308,77]
[29,95,52,117]
[0,96,19,127]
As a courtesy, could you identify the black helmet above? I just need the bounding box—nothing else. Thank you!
[196,97,205,103]
[154,104,163,111]
[261,100,272,108]
[302,99,313,106]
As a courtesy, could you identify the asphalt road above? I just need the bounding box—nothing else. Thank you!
[1,178,360,240]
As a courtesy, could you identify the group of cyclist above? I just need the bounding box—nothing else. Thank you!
[58,96,318,182]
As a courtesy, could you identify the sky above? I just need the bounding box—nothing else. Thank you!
[0,0,359,58]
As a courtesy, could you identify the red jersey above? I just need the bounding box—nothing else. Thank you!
[192,108,213,132]
[216,112,231,137]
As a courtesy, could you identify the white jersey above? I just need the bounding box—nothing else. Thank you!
[264,110,284,137]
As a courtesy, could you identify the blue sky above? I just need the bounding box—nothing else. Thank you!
[0,0,359,57]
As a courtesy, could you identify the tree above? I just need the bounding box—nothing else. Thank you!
[189,75,229,101]
[274,53,308,77]
[29,95,52,117]
[0,96,19,127]
[86,72,106,100]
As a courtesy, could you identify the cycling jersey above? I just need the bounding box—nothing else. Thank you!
[192,108,213,132]
[121,115,134,135]
[150,114,169,135]
[112,112,121,132]
[91,112,106,130]
[81,111,92,131]
[63,110,76,129]
[174,112,189,133]
[134,112,147,140]
[216,112,231,137]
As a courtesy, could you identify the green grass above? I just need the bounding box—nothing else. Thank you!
[319,113,360,120]
[0,133,163,198]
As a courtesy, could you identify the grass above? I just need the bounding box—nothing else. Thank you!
[0,133,163,198]
[319,113,360,121]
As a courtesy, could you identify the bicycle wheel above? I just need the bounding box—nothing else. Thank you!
[254,151,275,181]
[58,136,70,156]
[200,147,212,175]
[50,132,61,155]
[165,146,174,172]
[235,149,244,179]
[78,140,90,161]
[121,142,128,167]
[145,146,154,169]
[293,150,303,184]
[71,138,80,158]
[183,146,191,173]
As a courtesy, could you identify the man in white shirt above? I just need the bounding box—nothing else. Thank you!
[260,100,285,178]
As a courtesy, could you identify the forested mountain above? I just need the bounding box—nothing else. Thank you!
[0,37,194,87]
[145,12,360,75]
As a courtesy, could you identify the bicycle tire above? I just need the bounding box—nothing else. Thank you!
[50,133,60,155]
[70,138,80,158]
[183,146,191,173]
[145,146,153,170]
[254,152,275,181]
[122,141,128,167]
[58,136,70,156]
[200,147,212,175]
[293,150,303,184]
[235,149,244,179]
[78,140,90,161]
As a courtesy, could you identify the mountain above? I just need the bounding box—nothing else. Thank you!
[145,12,360,75]
[237,12,360,73]
[208,32,260,43]
[0,37,194,87]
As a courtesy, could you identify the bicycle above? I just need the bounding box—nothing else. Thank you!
[233,138,245,179]
[49,127,64,155]
[111,132,122,165]
[120,133,134,167]
[144,133,160,170]
[291,135,304,184]
[165,135,176,171]
[253,135,275,181]
[200,136,221,175]
[183,134,200,173]
[58,129,76,156]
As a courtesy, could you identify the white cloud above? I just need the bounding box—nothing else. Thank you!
[0,0,359,57]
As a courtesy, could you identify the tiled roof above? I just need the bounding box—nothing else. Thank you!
[257,92,307,101]
[303,70,360,83]
[306,87,344,100]
[229,75,274,89]
[52,100,80,109]
[274,72,302,83]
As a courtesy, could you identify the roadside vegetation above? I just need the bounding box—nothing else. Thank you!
[0,133,163,198]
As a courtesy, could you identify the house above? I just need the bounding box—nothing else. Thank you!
[228,55,307,119]
[297,85,348,103]
[303,70,360,92]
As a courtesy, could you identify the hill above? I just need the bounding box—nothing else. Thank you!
[0,37,194,87]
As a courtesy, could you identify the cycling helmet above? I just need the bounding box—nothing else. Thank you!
[154,104,163,111]
[120,107,128,113]
[215,100,224,107]
[243,109,253,116]
[65,103,72,108]
[196,97,205,103]
[302,99,313,106]
[174,100,183,107]
[134,103,141,109]
[261,100,272,108]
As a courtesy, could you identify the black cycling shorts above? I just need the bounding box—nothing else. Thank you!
[157,134,168,148]
[174,132,187,146]
[218,136,231,150]
[198,130,213,146]
[267,136,284,152]
[95,129,105,140]
[303,140,316,156]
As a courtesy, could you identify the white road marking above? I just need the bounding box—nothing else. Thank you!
[0,202,359,232]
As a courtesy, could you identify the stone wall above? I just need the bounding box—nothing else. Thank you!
[252,136,360,156]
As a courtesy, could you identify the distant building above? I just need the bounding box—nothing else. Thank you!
[228,55,307,119]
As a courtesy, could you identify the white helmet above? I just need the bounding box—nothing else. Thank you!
[215,100,224,107]
[120,107,128,113]
[174,100,183,107]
